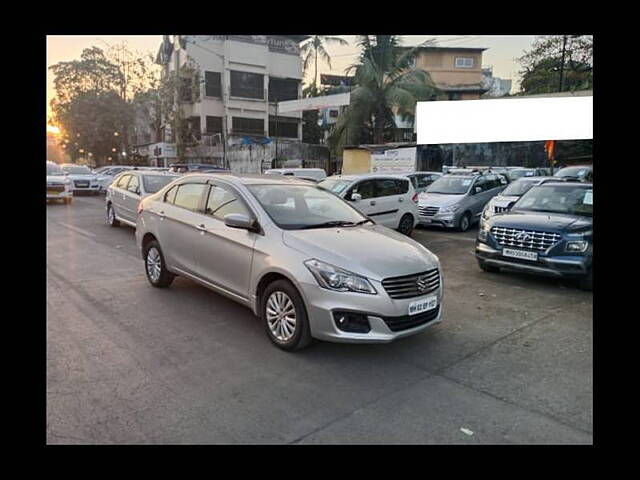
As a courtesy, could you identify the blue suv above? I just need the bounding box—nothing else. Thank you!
[475,181,593,290]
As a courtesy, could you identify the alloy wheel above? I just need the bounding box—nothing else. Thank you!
[265,291,297,342]
[108,206,115,225]
[146,247,162,283]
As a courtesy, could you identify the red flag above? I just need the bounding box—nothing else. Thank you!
[544,140,556,164]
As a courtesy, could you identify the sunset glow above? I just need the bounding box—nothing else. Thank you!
[47,125,61,135]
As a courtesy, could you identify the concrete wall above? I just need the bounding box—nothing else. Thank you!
[417,49,484,87]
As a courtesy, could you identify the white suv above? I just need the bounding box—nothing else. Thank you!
[317,174,419,236]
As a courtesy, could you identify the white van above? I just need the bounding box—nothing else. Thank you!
[264,168,327,183]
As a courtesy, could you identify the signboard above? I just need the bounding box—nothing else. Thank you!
[268,36,300,55]
[149,142,177,159]
[416,96,593,145]
[371,147,416,173]
[277,92,351,114]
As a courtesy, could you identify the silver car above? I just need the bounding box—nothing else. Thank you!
[135,174,443,351]
[418,170,509,231]
[106,171,179,228]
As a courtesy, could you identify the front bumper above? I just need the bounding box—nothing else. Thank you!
[298,278,444,343]
[418,210,459,228]
[70,185,100,193]
[475,241,590,277]
[46,188,72,199]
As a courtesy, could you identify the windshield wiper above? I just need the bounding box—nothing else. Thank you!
[302,220,359,229]
[354,219,373,226]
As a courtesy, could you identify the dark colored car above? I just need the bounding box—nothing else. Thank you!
[475,181,593,290]
[554,165,593,182]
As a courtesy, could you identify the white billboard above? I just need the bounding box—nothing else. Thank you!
[277,92,351,113]
[416,96,593,145]
[371,147,416,173]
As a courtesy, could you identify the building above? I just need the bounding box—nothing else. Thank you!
[481,66,513,98]
[153,34,307,166]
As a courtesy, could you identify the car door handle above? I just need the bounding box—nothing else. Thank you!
[158,211,165,219]
[195,224,206,233]
[370,200,376,206]
[398,197,404,202]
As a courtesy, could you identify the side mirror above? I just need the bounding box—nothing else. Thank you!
[475,186,482,194]
[224,213,257,231]
[351,193,362,202]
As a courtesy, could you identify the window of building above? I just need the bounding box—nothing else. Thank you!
[268,77,299,102]
[179,77,193,102]
[205,71,222,97]
[187,117,201,141]
[232,117,265,136]
[268,117,298,138]
[454,57,474,68]
[329,110,339,118]
[230,71,264,99]
[206,116,223,135]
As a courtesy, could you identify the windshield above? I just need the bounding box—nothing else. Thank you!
[509,169,535,180]
[501,179,540,196]
[426,176,473,195]
[513,185,593,217]
[555,166,590,178]
[317,178,353,195]
[62,165,92,174]
[47,163,64,176]
[142,174,178,194]
[247,184,367,230]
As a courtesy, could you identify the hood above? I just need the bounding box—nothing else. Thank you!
[490,211,592,232]
[66,173,97,181]
[418,192,465,208]
[46,175,66,184]
[283,224,439,282]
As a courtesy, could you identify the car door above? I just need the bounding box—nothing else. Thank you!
[369,178,402,227]
[469,176,490,220]
[345,180,376,217]
[110,174,131,219]
[191,181,258,300]
[158,181,209,276]
[120,174,141,223]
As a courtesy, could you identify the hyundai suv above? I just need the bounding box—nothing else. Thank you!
[418,170,509,231]
[476,181,593,290]
[136,174,443,351]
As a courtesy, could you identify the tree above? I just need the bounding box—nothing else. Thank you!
[328,35,439,153]
[301,35,349,91]
[518,35,593,95]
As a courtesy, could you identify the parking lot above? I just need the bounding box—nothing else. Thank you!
[46,194,593,444]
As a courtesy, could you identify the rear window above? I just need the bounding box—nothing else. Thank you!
[375,179,399,197]
[142,175,178,194]
[395,179,410,194]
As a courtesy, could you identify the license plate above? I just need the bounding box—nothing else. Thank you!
[47,189,61,195]
[77,183,88,187]
[502,248,538,261]
[421,217,432,224]
[408,295,438,316]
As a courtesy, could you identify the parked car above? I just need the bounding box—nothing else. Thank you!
[400,171,442,194]
[264,168,327,183]
[46,161,72,204]
[60,164,101,195]
[135,173,443,351]
[317,173,420,236]
[168,163,230,174]
[480,176,555,227]
[508,168,548,180]
[417,170,509,231]
[476,181,592,290]
[106,170,179,228]
[95,166,133,192]
[554,165,593,182]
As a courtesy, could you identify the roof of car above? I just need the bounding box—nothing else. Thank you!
[534,181,592,188]
[182,173,316,186]
[322,173,414,181]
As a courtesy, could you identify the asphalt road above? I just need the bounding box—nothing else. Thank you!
[46,195,593,444]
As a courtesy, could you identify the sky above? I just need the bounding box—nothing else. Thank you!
[47,35,537,122]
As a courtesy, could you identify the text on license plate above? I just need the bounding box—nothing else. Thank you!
[408,295,438,316]
[502,248,538,261]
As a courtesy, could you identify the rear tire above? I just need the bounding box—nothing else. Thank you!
[578,268,592,291]
[458,212,471,232]
[261,279,312,351]
[107,204,120,227]
[143,240,175,288]
[478,259,500,273]
[397,213,415,236]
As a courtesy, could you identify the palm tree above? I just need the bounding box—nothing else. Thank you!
[301,35,349,91]
[329,35,439,150]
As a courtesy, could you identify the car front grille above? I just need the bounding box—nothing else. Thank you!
[418,206,440,217]
[493,206,509,213]
[381,268,440,299]
[74,180,90,188]
[382,305,440,332]
[491,227,561,251]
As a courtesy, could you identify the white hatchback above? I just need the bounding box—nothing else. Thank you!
[317,174,420,236]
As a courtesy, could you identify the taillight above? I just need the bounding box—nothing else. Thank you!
[412,193,418,203]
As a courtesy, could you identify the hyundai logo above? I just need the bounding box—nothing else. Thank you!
[515,232,531,242]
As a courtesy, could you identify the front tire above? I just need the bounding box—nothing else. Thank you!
[143,240,175,288]
[261,279,312,351]
[107,204,120,227]
[397,213,415,236]
[458,212,471,232]
[478,259,500,273]
[578,268,592,291]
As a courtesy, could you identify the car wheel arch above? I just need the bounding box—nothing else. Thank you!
[254,270,304,315]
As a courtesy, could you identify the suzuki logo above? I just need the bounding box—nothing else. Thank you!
[416,275,430,291]
[515,232,531,242]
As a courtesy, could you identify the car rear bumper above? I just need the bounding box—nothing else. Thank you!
[46,190,72,199]
[475,241,590,277]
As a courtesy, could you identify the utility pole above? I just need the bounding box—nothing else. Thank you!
[558,35,568,92]
[274,96,279,168]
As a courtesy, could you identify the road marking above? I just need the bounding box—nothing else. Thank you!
[55,222,97,238]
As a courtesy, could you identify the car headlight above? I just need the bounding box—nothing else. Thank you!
[566,241,588,252]
[482,205,494,220]
[478,219,491,241]
[304,259,377,294]
[440,204,460,214]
